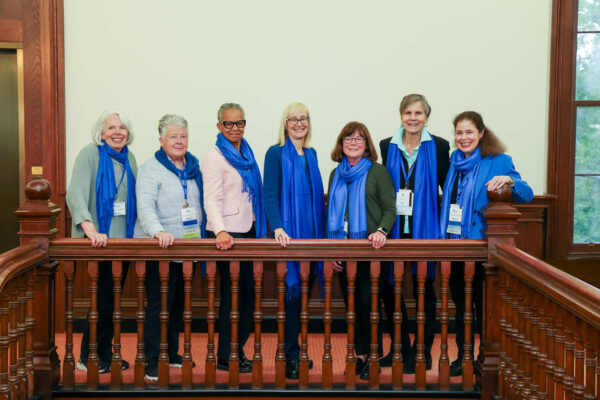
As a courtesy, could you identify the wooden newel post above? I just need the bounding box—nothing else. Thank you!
[479,185,521,400]
[14,179,61,400]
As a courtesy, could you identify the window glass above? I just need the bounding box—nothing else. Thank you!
[575,33,600,100]
[574,176,600,243]
[578,0,600,31]
[574,107,600,173]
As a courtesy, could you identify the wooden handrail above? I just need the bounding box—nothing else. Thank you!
[492,242,600,329]
[0,241,45,292]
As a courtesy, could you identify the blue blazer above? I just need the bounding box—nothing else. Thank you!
[444,152,533,239]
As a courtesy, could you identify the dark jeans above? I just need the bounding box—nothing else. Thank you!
[450,261,484,361]
[284,262,317,360]
[207,228,255,359]
[144,260,184,366]
[338,261,383,357]
[80,260,130,363]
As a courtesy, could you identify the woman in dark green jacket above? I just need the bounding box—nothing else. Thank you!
[327,121,396,380]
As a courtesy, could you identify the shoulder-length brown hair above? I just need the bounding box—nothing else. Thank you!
[330,121,378,162]
[453,111,506,157]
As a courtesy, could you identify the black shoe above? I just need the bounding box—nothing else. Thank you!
[217,355,252,373]
[169,354,196,368]
[355,358,366,375]
[426,353,432,371]
[359,360,380,380]
[285,359,299,379]
[380,351,392,367]
[145,363,158,382]
[450,359,462,377]
[76,358,125,374]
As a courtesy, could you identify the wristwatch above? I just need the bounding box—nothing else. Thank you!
[377,227,388,236]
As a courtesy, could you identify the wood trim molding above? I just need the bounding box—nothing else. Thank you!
[0,19,22,42]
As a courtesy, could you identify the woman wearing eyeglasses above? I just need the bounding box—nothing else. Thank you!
[328,121,396,380]
[202,102,267,374]
[263,102,325,379]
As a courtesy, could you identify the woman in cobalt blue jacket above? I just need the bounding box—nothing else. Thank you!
[440,111,533,376]
[263,102,325,379]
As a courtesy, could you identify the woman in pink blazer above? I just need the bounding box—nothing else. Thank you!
[202,102,267,374]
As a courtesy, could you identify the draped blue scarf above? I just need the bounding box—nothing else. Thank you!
[386,128,440,279]
[95,142,136,238]
[327,157,372,239]
[281,139,325,299]
[154,147,207,239]
[215,133,267,238]
[440,147,482,239]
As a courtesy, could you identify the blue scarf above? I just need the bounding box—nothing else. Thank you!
[215,133,267,238]
[95,142,136,238]
[327,157,372,239]
[154,148,207,239]
[386,128,439,279]
[281,139,325,299]
[440,147,482,239]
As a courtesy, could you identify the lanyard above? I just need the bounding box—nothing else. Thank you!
[456,172,466,203]
[115,167,126,201]
[170,159,188,201]
[399,158,416,190]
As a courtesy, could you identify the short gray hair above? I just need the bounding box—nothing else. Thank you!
[91,111,134,146]
[158,114,188,140]
[217,103,245,123]
[399,94,432,118]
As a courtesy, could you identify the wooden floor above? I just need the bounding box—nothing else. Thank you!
[55,333,479,386]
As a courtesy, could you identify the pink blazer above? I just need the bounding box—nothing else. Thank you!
[202,146,255,234]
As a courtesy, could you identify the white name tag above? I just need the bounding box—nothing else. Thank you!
[343,218,349,239]
[181,206,200,238]
[396,189,413,216]
[113,201,126,216]
[446,204,462,235]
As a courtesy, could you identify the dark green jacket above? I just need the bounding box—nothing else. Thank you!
[328,162,396,235]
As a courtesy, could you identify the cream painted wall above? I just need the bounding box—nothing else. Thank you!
[64,0,551,193]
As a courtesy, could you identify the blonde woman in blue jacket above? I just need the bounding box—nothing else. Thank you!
[440,111,533,376]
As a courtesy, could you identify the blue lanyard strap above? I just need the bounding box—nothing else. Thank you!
[456,172,466,203]
[399,158,416,189]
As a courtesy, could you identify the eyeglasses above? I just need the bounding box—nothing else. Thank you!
[287,117,310,125]
[222,120,246,129]
[343,136,365,144]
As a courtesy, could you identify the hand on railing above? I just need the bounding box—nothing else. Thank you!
[81,221,108,247]
[368,231,387,249]
[154,231,174,248]
[485,175,513,192]
[273,228,291,247]
[216,230,234,250]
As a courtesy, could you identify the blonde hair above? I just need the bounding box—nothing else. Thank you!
[276,102,312,147]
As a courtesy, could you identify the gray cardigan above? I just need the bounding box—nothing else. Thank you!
[65,143,138,238]
[133,156,202,238]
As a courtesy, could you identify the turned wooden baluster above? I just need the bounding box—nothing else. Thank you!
[582,325,595,400]
[0,291,8,400]
[439,261,450,390]
[508,275,521,398]
[17,277,27,398]
[25,271,35,398]
[555,302,567,400]
[537,297,550,400]
[345,261,357,390]
[564,311,576,400]
[529,289,541,397]
[392,261,404,390]
[134,261,146,389]
[515,282,527,396]
[503,273,516,396]
[275,261,286,388]
[182,261,194,389]
[462,261,475,390]
[158,261,170,388]
[497,270,508,398]
[111,261,124,389]
[228,261,240,389]
[299,261,310,389]
[322,261,333,389]
[87,261,100,388]
[415,261,427,389]
[62,261,75,388]
[252,261,264,389]
[368,261,380,390]
[205,261,217,388]
[519,281,534,393]
[545,298,557,400]
[572,319,585,400]
[8,284,18,400]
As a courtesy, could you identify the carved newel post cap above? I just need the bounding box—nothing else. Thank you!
[25,178,52,201]
[487,184,512,202]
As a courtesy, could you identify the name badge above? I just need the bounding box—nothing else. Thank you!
[181,206,200,238]
[396,189,413,216]
[113,201,126,216]
[446,204,462,235]
[343,217,349,239]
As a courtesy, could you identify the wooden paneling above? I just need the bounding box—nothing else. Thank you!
[0,19,22,42]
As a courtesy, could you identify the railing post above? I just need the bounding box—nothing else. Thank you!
[14,179,61,400]
[480,185,521,399]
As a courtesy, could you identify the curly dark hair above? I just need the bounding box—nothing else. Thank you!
[453,111,506,157]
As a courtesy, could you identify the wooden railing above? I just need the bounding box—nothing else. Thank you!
[1,178,598,400]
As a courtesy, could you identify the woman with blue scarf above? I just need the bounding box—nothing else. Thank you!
[379,94,450,373]
[66,111,137,374]
[133,114,206,381]
[203,103,267,374]
[263,102,325,379]
[440,111,532,376]
[328,121,396,380]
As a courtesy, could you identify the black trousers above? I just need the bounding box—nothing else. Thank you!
[338,261,383,357]
[207,229,255,360]
[450,261,484,361]
[284,263,317,360]
[80,260,130,363]
[381,263,437,358]
[144,261,184,366]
